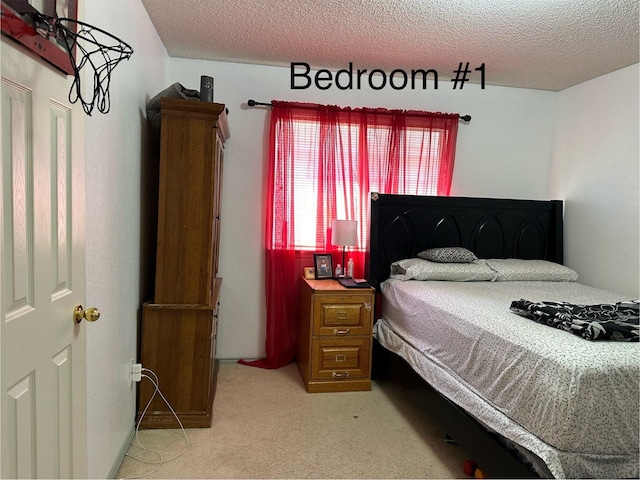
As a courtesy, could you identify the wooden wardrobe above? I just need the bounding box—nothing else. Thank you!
[138,97,229,429]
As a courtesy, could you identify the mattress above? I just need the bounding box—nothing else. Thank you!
[375,279,639,479]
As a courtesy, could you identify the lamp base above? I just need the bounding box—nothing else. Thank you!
[341,246,347,277]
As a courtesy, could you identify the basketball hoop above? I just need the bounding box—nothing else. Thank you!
[28,13,134,115]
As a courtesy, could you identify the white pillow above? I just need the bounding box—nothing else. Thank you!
[484,258,578,282]
[390,258,497,282]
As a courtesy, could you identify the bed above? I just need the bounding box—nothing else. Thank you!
[366,193,639,479]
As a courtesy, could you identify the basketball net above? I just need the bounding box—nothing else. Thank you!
[30,13,134,115]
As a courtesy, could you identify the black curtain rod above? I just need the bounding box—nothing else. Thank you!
[247,99,471,122]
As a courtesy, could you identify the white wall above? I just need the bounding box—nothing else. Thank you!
[167,59,559,360]
[549,64,639,297]
[83,1,168,477]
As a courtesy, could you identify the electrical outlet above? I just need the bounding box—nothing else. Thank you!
[130,360,142,384]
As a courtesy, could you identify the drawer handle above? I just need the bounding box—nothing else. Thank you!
[333,328,351,335]
[364,302,371,311]
[332,371,349,378]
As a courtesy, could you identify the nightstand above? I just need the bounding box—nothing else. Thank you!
[297,278,374,393]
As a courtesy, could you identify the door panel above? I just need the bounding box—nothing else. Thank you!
[3,81,34,321]
[6,373,35,478]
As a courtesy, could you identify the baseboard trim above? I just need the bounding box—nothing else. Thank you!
[108,424,135,479]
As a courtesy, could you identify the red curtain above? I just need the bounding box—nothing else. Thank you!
[240,102,459,369]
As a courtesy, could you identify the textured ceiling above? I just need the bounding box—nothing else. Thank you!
[140,0,639,91]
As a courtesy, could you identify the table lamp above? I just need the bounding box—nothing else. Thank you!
[331,219,358,276]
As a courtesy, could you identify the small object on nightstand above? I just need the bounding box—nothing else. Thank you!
[303,266,315,280]
[314,253,333,279]
[335,263,342,277]
[338,278,370,288]
[347,258,354,278]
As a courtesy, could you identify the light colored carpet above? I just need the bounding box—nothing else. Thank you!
[116,361,470,479]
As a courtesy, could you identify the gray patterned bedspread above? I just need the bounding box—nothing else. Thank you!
[376,279,639,479]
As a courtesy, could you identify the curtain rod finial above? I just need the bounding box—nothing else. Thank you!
[247,99,273,108]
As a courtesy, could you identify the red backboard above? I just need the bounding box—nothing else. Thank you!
[1,0,78,75]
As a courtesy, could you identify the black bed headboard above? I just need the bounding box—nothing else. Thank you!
[366,193,564,290]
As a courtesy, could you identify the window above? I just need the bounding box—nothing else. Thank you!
[273,109,458,251]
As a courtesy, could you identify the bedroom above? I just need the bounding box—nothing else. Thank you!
[0,0,637,478]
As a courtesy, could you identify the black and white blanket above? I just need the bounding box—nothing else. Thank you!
[510,299,639,342]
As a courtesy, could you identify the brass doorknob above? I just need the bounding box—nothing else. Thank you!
[73,304,101,324]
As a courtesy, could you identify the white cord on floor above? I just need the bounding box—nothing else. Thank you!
[121,367,190,479]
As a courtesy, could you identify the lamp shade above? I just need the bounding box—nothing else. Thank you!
[332,219,358,246]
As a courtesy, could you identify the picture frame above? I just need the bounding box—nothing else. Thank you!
[313,253,333,279]
[1,0,79,75]
[303,266,315,280]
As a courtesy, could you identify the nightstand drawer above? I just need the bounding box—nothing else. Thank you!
[311,337,371,380]
[313,295,373,336]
